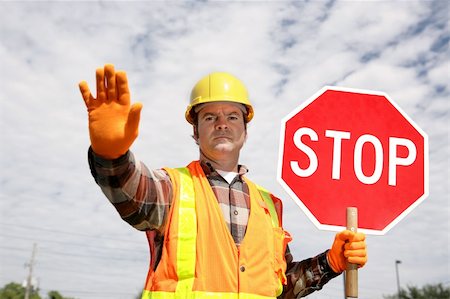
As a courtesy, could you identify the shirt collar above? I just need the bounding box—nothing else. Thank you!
[199,160,248,177]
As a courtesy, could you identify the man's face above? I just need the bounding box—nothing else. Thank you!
[196,102,247,160]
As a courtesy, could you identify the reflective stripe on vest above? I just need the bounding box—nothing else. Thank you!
[142,165,282,299]
[174,167,197,294]
[254,184,279,228]
[143,290,277,299]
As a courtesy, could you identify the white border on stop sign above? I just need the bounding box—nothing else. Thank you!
[276,86,429,235]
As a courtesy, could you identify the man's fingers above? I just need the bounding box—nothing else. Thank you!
[337,230,365,243]
[345,247,366,257]
[116,71,130,105]
[345,238,367,267]
[345,240,366,250]
[337,229,367,268]
[105,64,116,102]
[348,255,367,266]
[336,230,354,242]
[79,81,94,107]
[126,102,143,134]
[96,67,106,101]
[352,232,365,242]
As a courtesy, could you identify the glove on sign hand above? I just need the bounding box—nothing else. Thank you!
[327,230,367,273]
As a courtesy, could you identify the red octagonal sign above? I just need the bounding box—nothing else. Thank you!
[277,86,429,235]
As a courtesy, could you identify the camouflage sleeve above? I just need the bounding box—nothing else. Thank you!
[281,248,340,298]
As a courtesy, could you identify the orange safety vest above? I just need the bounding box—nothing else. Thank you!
[142,161,292,299]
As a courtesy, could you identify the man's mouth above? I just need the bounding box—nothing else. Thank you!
[213,135,231,140]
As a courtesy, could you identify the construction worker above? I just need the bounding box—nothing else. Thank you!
[79,64,367,298]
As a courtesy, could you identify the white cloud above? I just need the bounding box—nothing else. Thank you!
[0,1,448,298]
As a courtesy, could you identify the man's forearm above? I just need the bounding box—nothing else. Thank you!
[87,147,171,231]
[282,250,339,298]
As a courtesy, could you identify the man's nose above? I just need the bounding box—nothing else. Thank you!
[215,117,228,130]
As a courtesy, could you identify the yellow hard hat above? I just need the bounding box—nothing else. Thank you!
[185,72,254,124]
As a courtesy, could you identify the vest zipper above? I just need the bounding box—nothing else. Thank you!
[237,246,241,293]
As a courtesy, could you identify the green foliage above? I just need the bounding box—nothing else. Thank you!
[47,290,74,299]
[384,283,450,299]
[48,291,63,299]
[0,282,41,299]
[0,282,74,299]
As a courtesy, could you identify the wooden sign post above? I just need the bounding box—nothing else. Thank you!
[346,207,358,298]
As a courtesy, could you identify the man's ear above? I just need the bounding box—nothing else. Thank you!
[192,125,199,145]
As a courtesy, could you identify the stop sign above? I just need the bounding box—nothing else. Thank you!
[277,86,428,235]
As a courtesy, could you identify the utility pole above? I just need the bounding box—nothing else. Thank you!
[395,260,402,299]
[24,243,37,299]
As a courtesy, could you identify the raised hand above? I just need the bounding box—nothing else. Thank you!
[79,64,143,159]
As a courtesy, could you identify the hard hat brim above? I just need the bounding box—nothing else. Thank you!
[185,100,254,124]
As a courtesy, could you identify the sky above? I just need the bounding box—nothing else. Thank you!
[0,1,448,298]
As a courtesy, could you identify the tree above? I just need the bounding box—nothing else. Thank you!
[47,290,74,299]
[0,282,74,299]
[0,282,41,299]
[384,283,450,299]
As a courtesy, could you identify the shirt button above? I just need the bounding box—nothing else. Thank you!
[234,210,239,215]
[240,266,245,272]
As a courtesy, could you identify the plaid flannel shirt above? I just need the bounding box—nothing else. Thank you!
[88,148,338,298]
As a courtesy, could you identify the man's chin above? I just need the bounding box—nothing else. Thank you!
[214,144,233,152]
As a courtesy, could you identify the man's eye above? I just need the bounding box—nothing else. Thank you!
[204,116,215,121]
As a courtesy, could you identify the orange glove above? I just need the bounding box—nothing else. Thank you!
[327,230,367,273]
[79,64,143,159]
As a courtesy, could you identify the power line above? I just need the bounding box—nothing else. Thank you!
[34,265,138,277]
[0,245,147,261]
[0,222,144,244]
[39,248,146,261]
[0,245,32,253]
[0,232,148,253]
